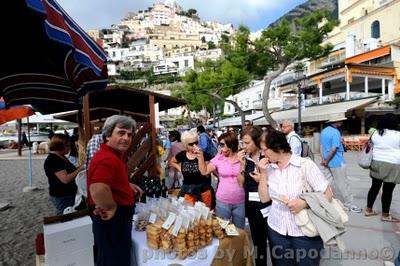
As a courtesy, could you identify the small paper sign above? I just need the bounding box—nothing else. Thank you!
[162,212,176,230]
[225,224,240,236]
[172,216,183,236]
[149,213,157,224]
[216,217,229,229]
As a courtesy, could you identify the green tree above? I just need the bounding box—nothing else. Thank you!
[187,9,197,16]
[258,10,338,128]
[207,41,216,49]
[176,59,251,127]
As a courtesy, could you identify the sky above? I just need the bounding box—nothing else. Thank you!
[57,0,307,32]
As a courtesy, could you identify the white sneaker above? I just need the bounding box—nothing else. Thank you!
[343,205,362,213]
[350,205,362,213]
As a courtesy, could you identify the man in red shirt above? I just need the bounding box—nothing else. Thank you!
[88,115,142,266]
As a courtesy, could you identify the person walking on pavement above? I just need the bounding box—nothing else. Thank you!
[281,120,302,156]
[87,115,143,266]
[365,113,400,222]
[320,117,362,213]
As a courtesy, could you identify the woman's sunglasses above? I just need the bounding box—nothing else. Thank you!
[218,142,226,148]
[188,141,198,146]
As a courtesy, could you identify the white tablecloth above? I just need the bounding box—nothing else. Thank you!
[131,229,219,266]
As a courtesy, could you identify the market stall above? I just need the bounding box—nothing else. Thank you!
[54,85,186,178]
[130,198,253,266]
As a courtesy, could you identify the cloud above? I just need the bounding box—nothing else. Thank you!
[57,0,304,31]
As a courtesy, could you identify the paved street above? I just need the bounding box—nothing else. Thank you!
[318,152,400,266]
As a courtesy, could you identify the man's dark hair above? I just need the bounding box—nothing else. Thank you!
[244,119,252,125]
[197,125,206,133]
[264,130,291,154]
[377,113,399,135]
[169,130,181,142]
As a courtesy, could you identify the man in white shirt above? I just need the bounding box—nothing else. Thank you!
[281,120,302,156]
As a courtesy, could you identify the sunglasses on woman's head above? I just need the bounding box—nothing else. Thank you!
[188,141,198,146]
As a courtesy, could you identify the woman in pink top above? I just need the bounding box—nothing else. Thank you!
[198,132,245,228]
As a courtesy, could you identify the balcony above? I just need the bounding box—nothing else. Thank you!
[282,92,381,110]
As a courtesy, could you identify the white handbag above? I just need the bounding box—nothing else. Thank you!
[358,139,373,169]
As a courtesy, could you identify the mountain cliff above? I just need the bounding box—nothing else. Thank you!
[269,0,338,27]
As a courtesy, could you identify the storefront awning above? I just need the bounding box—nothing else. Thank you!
[218,112,264,127]
[253,97,378,125]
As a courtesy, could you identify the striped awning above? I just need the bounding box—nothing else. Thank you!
[0,0,108,114]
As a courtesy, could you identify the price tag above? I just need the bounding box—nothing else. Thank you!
[171,198,179,206]
[217,217,229,229]
[172,216,183,236]
[162,212,176,230]
[201,206,209,219]
[178,197,185,204]
[225,224,240,236]
[194,201,205,208]
[149,213,157,224]
[195,209,202,221]
[182,215,189,230]
[188,210,195,223]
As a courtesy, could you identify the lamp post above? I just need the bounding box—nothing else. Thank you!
[295,67,307,136]
[297,82,303,136]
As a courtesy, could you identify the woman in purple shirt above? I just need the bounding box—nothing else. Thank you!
[198,132,245,228]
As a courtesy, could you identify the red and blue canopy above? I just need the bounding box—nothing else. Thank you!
[0,0,108,114]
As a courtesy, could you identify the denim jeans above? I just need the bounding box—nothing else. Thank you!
[215,200,245,229]
[50,195,76,215]
[268,225,324,266]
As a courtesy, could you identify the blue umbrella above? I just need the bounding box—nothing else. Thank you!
[0,0,108,113]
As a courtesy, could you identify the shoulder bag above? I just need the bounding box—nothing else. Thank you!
[358,132,374,169]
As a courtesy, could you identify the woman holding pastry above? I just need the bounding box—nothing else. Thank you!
[257,130,332,266]
[237,126,272,266]
[169,130,214,208]
[198,132,246,229]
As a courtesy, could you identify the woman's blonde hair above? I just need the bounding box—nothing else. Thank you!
[181,131,198,150]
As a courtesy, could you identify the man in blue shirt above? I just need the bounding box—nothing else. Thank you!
[320,117,361,213]
[197,125,217,158]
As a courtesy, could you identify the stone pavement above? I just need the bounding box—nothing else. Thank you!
[0,148,47,160]
[318,152,400,266]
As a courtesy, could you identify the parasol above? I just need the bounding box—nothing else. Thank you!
[0,0,109,191]
[0,0,108,114]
